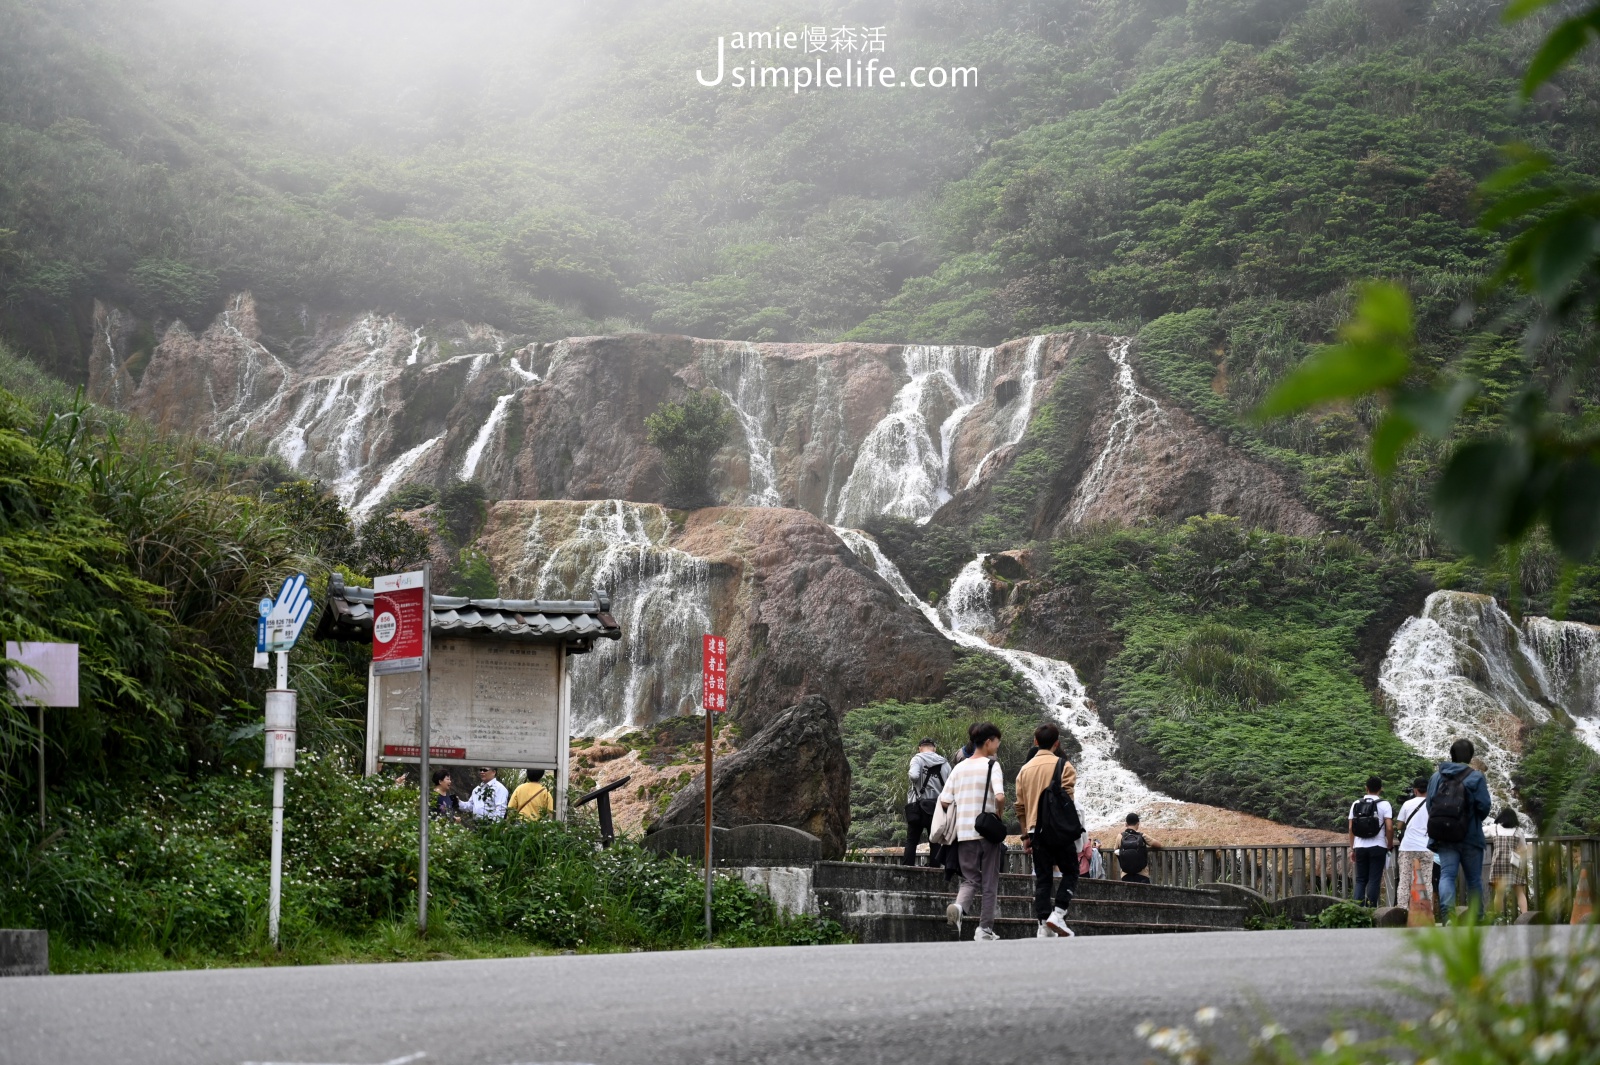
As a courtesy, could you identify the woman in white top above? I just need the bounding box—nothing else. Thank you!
[937,722,1007,941]
[1394,776,1432,911]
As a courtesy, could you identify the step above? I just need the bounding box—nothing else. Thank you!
[837,912,1240,942]
[814,861,1227,909]
[813,888,1246,929]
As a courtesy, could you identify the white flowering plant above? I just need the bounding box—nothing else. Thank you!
[1137,924,1597,1065]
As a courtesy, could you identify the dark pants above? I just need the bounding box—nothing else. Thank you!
[1353,846,1387,906]
[1122,871,1150,884]
[903,812,931,866]
[1030,837,1079,921]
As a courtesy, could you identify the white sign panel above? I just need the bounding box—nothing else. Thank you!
[375,639,562,768]
[263,573,313,652]
[5,642,79,707]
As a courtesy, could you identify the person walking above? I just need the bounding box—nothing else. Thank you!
[937,721,1007,941]
[1348,776,1393,906]
[508,769,554,821]
[464,766,509,822]
[904,738,951,866]
[1393,776,1432,912]
[1014,723,1078,937]
[1486,807,1530,917]
[1427,738,1493,921]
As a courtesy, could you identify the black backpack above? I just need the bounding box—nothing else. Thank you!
[1034,756,1083,850]
[1119,828,1148,874]
[1350,796,1382,839]
[914,764,945,818]
[1429,773,1471,843]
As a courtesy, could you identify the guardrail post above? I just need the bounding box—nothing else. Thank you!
[1293,848,1306,896]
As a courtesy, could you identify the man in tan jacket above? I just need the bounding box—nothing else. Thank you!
[1015,723,1078,937]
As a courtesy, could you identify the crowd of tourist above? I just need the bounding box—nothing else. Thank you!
[904,726,1529,940]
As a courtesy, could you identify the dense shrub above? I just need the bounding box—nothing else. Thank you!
[0,751,844,958]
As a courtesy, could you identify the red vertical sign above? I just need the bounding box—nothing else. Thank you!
[373,570,426,674]
[702,634,727,712]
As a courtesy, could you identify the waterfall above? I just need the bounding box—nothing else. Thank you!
[834,344,994,527]
[1376,591,1600,809]
[407,328,424,366]
[214,295,292,443]
[505,500,713,734]
[707,343,782,507]
[460,391,520,480]
[350,434,443,521]
[835,533,1170,826]
[1069,337,1162,522]
[965,335,1047,488]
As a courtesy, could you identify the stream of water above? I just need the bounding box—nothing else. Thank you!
[834,532,1169,826]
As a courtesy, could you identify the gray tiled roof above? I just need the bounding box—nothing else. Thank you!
[314,573,621,652]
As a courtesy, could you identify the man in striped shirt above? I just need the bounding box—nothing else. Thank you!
[938,721,1007,941]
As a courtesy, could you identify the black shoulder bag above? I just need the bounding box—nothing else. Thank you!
[973,759,1008,845]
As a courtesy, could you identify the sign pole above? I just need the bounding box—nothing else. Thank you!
[267,650,289,948]
[418,561,432,936]
[37,705,45,831]
[704,704,713,939]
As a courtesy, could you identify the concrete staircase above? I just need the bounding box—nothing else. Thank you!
[814,861,1248,941]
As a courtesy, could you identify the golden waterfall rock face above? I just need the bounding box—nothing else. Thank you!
[476,500,955,735]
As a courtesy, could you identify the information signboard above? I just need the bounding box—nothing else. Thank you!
[373,638,563,768]
[702,634,727,712]
[5,642,79,707]
[373,570,426,674]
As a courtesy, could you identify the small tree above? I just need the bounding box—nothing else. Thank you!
[645,390,734,508]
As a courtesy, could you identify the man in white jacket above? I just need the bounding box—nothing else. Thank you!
[464,766,509,822]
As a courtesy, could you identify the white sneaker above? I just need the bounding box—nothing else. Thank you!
[946,902,962,927]
[974,926,1000,941]
[1046,911,1075,938]
[1035,921,1052,938]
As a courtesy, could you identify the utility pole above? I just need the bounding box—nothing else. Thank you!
[701,634,726,940]
[417,562,432,935]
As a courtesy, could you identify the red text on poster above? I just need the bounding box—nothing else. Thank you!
[702,634,727,712]
[373,570,426,673]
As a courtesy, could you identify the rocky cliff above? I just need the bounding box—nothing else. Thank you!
[474,500,954,735]
[89,292,1318,537]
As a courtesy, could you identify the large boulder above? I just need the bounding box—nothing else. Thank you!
[649,694,851,858]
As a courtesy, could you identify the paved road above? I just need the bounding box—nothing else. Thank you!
[2,929,1446,1065]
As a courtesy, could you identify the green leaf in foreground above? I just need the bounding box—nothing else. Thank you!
[1433,439,1535,559]
[1254,283,1413,419]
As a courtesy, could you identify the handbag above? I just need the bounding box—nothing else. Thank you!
[929,791,958,846]
[973,759,1007,845]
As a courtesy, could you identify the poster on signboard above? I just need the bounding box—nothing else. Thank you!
[373,570,426,674]
[369,638,565,769]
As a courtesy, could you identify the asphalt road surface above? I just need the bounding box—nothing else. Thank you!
[1,929,1465,1065]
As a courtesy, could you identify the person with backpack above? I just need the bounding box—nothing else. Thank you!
[1117,812,1159,883]
[936,721,1008,941]
[1393,776,1432,912]
[1348,776,1393,906]
[1427,738,1493,921]
[904,738,951,866]
[1014,723,1080,938]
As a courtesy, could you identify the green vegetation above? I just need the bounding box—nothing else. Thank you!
[1047,516,1430,827]
[0,752,843,970]
[842,652,1052,848]
[1514,722,1600,834]
[645,390,736,508]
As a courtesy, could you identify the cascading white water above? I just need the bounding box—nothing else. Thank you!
[707,344,782,507]
[835,532,1169,826]
[351,434,443,521]
[1376,591,1600,807]
[834,344,994,527]
[966,335,1047,488]
[460,391,520,480]
[505,500,714,734]
[214,295,292,443]
[1069,336,1161,522]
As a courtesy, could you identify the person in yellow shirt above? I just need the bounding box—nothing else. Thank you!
[1014,723,1078,938]
[508,769,555,821]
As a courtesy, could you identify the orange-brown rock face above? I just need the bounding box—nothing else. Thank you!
[475,500,953,735]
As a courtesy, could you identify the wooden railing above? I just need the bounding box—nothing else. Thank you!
[855,836,1600,912]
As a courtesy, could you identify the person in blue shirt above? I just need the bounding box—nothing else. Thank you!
[1426,738,1493,921]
